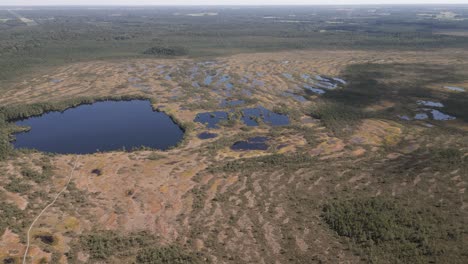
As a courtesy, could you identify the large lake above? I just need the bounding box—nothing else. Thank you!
[12,100,184,154]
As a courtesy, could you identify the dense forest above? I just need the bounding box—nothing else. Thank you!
[1,6,468,84]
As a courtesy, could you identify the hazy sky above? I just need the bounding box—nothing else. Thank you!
[3,0,468,6]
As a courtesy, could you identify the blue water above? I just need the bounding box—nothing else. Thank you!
[217,75,230,84]
[198,132,218,139]
[304,85,325,95]
[195,107,289,128]
[194,111,228,128]
[204,75,214,85]
[13,100,184,154]
[241,107,290,127]
[282,73,293,79]
[231,136,269,151]
[225,83,234,90]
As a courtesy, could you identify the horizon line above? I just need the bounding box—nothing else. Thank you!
[2,3,468,7]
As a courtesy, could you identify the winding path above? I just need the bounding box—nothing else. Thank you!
[22,157,79,264]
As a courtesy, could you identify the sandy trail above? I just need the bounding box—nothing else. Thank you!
[22,157,80,264]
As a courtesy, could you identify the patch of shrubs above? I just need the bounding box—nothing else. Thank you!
[385,147,467,177]
[431,148,466,169]
[5,177,31,194]
[209,153,315,173]
[80,231,157,260]
[20,161,53,183]
[0,201,25,235]
[308,101,367,137]
[79,231,203,263]
[143,46,187,57]
[136,246,203,264]
[146,152,165,161]
[322,197,465,263]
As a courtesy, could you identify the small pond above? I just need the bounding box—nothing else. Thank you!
[198,132,218,139]
[194,111,229,128]
[12,100,184,154]
[444,86,465,92]
[242,107,290,126]
[431,109,456,121]
[417,100,444,107]
[304,84,325,95]
[204,75,214,85]
[231,136,269,151]
[195,106,290,128]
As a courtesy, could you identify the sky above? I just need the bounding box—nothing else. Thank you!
[2,0,468,6]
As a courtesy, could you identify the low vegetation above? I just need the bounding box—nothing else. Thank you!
[20,164,52,183]
[136,246,203,264]
[77,231,203,263]
[143,46,187,57]
[0,199,26,235]
[209,153,316,173]
[2,6,468,84]
[308,101,368,137]
[322,197,466,263]
[5,176,32,194]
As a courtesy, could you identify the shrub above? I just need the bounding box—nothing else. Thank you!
[322,197,464,263]
[209,153,315,173]
[0,201,25,235]
[20,160,53,183]
[80,231,157,260]
[79,231,203,263]
[5,177,31,194]
[308,101,367,137]
[136,246,203,264]
[147,153,165,161]
[143,46,187,57]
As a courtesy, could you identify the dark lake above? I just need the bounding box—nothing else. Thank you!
[241,107,290,127]
[12,100,184,154]
[194,111,228,128]
[198,132,218,139]
[231,136,269,151]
